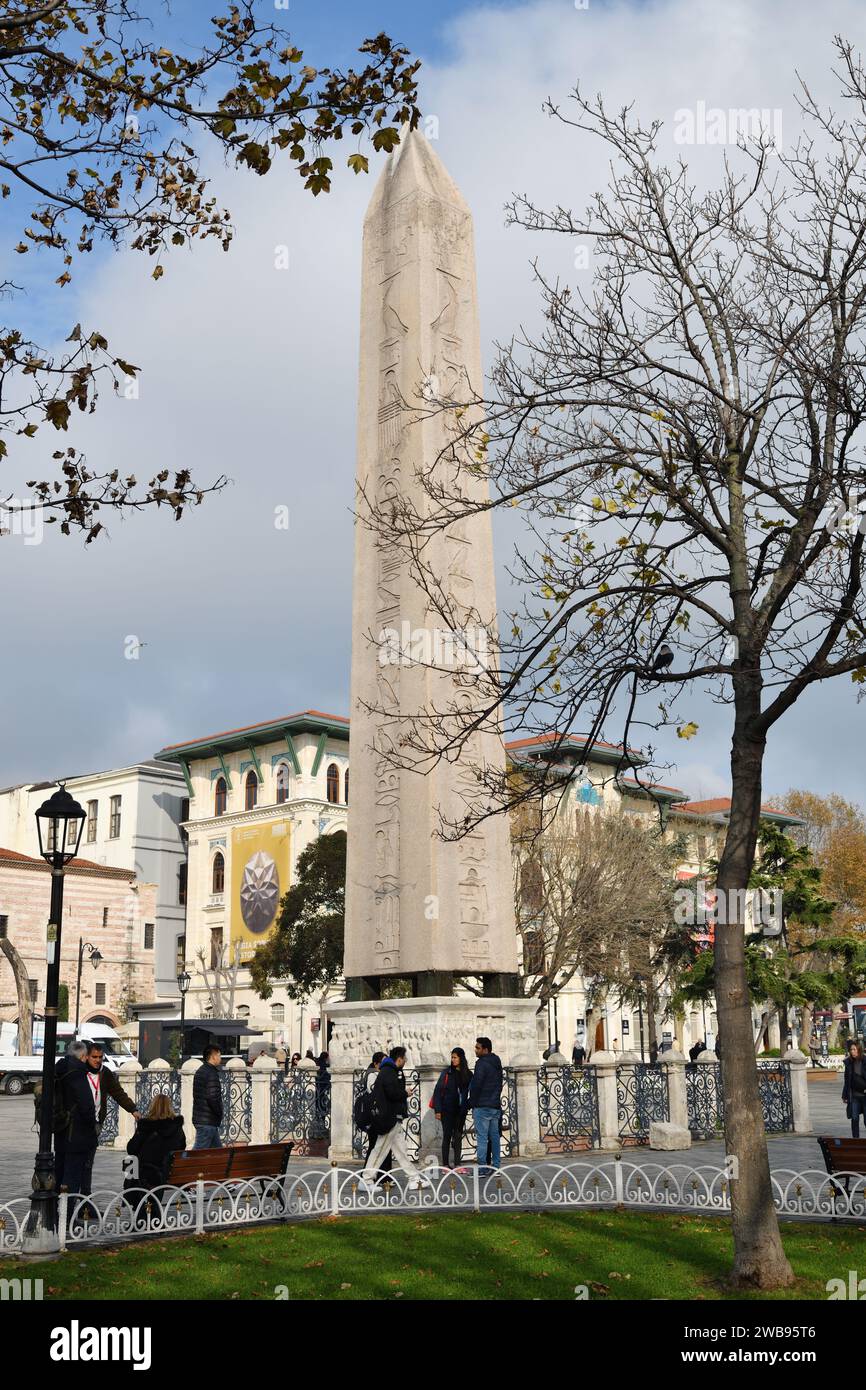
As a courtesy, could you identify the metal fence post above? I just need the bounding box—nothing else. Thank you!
[58,1192,67,1252]
[614,1151,624,1205]
[195,1179,204,1235]
[472,1165,481,1213]
[329,1162,341,1217]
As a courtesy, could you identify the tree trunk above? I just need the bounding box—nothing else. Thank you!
[714,702,794,1288]
[1,937,33,1054]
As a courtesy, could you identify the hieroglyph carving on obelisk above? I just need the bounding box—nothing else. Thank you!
[344,132,517,984]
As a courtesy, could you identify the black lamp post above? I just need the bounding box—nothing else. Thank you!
[74,939,103,1033]
[177,966,191,1063]
[633,973,646,1062]
[24,784,85,1252]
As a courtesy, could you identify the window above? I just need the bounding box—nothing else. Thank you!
[237,1004,250,1020]
[144,922,155,950]
[28,979,38,1003]
[275,764,290,804]
[522,930,546,976]
[326,763,340,804]
[102,906,109,928]
[212,852,225,894]
[344,768,349,805]
[214,777,227,817]
[176,935,186,973]
[109,795,121,838]
[86,800,98,843]
[210,927,223,968]
[0,915,7,940]
[271,1003,285,1022]
[178,862,188,906]
[245,770,258,810]
[95,983,106,1006]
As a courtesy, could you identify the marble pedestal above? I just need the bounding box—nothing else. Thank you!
[327,995,545,1161]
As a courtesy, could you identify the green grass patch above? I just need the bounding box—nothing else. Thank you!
[2,1209,862,1300]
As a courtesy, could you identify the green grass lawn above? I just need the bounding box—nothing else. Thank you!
[2,1209,863,1300]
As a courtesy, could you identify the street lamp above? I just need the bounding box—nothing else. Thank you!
[74,939,103,1033]
[633,972,646,1062]
[177,966,191,1063]
[25,784,85,1252]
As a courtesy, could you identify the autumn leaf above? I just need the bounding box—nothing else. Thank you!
[677,722,699,740]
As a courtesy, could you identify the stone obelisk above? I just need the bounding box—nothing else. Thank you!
[328,134,542,1111]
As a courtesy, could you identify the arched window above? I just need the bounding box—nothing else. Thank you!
[326,763,340,804]
[214,777,227,816]
[271,1003,285,1022]
[237,1004,250,1020]
[212,852,225,895]
[344,768,349,805]
[275,764,290,804]
[245,770,258,810]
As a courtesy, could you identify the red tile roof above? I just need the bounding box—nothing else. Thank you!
[505,732,637,754]
[160,709,349,753]
[672,798,797,819]
[0,848,135,877]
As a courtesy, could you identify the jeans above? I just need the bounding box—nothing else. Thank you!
[193,1124,222,1150]
[851,1095,866,1138]
[63,1147,96,1198]
[473,1107,501,1170]
[441,1113,465,1167]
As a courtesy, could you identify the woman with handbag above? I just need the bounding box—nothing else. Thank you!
[431,1047,472,1169]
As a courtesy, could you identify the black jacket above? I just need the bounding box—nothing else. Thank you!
[192,1062,223,1126]
[469,1052,503,1110]
[126,1116,186,1190]
[431,1066,471,1117]
[61,1059,119,1154]
[371,1059,407,1133]
[842,1055,866,1104]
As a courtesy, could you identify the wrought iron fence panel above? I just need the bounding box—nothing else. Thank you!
[219,1069,252,1145]
[135,1068,181,1117]
[98,1096,119,1147]
[350,1068,421,1160]
[685,1062,724,1139]
[537,1065,600,1150]
[270,1068,330,1154]
[757,1060,794,1133]
[616,1063,670,1143]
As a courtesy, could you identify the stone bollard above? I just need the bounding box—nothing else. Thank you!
[514,1063,547,1158]
[116,1058,142,1147]
[662,1049,689,1132]
[250,1054,276,1145]
[328,1066,356,1163]
[781,1047,811,1133]
[180,1056,198,1139]
[587,1051,621,1151]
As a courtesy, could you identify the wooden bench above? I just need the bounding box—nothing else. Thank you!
[166,1142,294,1206]
[817,1135,866,1207]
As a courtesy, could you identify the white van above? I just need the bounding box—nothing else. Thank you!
[0,1021,135,1094]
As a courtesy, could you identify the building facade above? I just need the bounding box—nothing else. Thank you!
[0,761,188,1000]
[0,849,156,1029]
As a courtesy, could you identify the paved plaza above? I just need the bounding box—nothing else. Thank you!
[0,1073,852,1208]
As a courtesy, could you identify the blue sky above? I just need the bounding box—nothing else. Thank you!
[0,0,864,812]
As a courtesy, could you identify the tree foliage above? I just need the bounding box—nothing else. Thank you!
[249,830,346,1002]
[0,1,420,537]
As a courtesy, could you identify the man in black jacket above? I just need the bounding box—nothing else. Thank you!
[469,1036,503,1172]
[360,1046,429,1187]
[61,1043,138,1199]
[192,1045,223,1148]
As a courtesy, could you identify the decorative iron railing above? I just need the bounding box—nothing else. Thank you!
[616,1063,670,1143]
[135,1068,181,1117]
[2,1157,862,1253]
[685,1061,794,1137]
[537,1065,600,1151]
[270,1068,331,1154]
[98,1096,120,1147]
[219,1069,252,1145]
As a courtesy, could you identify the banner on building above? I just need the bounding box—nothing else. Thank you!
[230,818,292,961]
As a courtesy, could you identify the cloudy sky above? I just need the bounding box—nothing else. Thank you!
[0,0,863,807]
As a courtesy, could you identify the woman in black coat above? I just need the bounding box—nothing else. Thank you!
[842,1040,866,1138]
[431,1048,472,1168]
[125,1094,186,1212]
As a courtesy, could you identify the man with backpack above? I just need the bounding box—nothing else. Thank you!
[360,1046,429,1188]
[353,1050,391,1172]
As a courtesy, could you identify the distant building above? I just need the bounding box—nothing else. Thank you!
[0,848,156,1029]
[0,760,187,1000]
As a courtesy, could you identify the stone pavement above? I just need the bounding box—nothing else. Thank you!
[0,1073,850,1206]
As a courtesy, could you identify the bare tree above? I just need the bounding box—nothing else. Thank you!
[196,942,241,1019]
[0,935,33,1053]
[360,38,866,1287]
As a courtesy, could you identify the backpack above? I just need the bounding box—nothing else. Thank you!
[353,1082,375,1132]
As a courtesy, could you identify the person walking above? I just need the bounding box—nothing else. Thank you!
[842,1039,866,1138]
[354,1051,391,1173]
[62,1041,138,1203]
[469,1037,503,1173]
[192,1044,223,1149]
[361,1046,429,1187]
[125,1094,186,1209]
[431,1048,472,1169]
